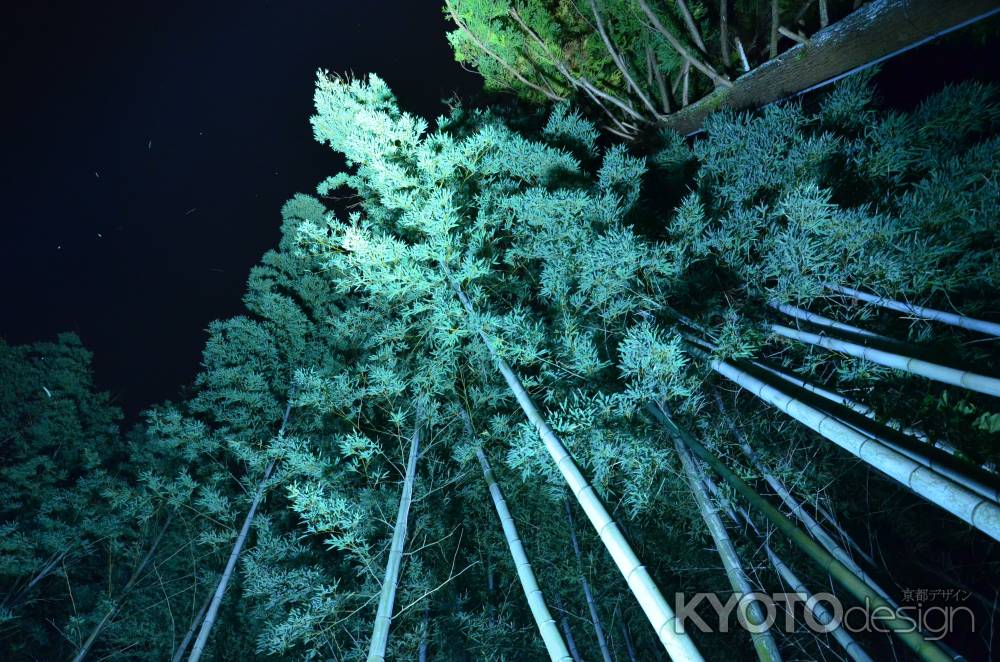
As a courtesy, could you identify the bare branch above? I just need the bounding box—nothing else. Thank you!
[636,0,732,89]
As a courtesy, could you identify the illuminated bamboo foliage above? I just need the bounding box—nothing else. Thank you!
[6,54,1000,661]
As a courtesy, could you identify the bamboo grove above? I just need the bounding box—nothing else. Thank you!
[2,59,1000,661]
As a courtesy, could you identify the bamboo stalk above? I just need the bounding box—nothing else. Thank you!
[647,403,954,662]
[703,354,1000,541]
[830,284,1000,338]
[733,363,1000,501]
[711,389,898,603]
[768,301,892,342]
[73,513,173,662]
[367,414,422,662]
[735,36,750,71]
[672,428,783,661]
[171,589,213,662]
[771,324,1000,397]
[620,617,638,662]
[447,272,704,661]
[701,474,874,662]
[189,394,295,662]
[566,501,613,662]
[554,592,584,662]
[469,409,572,660]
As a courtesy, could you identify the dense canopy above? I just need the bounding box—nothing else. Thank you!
[2,14,1000,662]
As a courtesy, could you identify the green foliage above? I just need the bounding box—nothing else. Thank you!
[5,65,1000,662]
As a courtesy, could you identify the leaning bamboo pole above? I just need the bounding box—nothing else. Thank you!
[830,284,1000,338]
[647,403,953,662]
[189,393,296,662]
[702,353,1000,542]
[711,389,897,603]
[566,500,614,662]
[768,301,891,342]
[367,415,422,662]
[672,428,783,662]
[700,473,874,662]
[771,324,1000,397]
[465,406,572,661]
[448,272,704,661]
[73,512,173,662]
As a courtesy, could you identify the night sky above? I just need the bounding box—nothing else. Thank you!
[2,3,997,419]
[2,1,479,417]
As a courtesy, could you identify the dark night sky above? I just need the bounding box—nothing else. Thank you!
[1,1,480,417]
[2,3,997,419]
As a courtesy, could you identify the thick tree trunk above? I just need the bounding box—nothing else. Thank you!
[366,415,422,662]
[662,0,1000,135]
[672,421,783,662]
[704,354,1000,541]
[447,274,704,662]
[647,402,954,662]
[475,442,571,660]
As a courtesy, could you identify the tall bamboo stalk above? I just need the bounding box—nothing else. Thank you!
[830,284,1000,338]
[713,388,903,603]
[554,592,584,662]
[672,426,783,661]
[700,473,874,662]
[768,301,890,341]
[772,324,1000,397]
[703,354,1000,541]
[759,360,998,477]
[566,501,613,662]
[73,512,173,662]
[189,393,295,662]
[447,273,704,661]
[647,403,953,662]
[367,414,422,662]
[473,433,571,659]
[171,588,213,662]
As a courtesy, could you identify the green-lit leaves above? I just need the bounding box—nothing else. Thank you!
[618,321,698,408]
